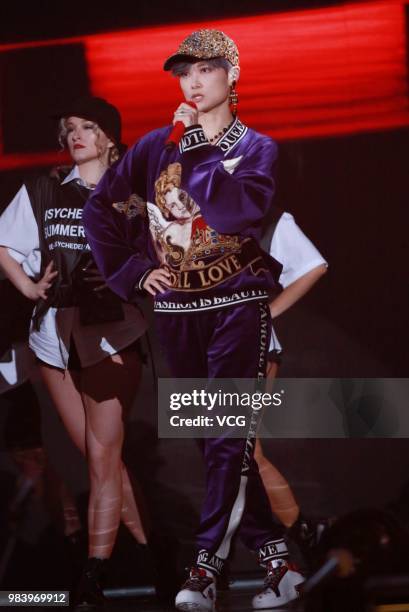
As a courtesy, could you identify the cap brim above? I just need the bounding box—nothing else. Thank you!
[163,53,207,71]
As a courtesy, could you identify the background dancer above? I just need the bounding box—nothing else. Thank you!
[83,29,308,610]
[217,212,328,590]
[256,210,327,545]
[0,97,149,609]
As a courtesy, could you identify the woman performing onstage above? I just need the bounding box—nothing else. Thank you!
[82,29,323,611]
[0,97,150,608]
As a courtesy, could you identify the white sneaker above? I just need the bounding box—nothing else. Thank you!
[252,558,305,609]
[175,567,216,612]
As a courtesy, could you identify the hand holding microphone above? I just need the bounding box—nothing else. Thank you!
[165,101,198,149]
[173,100,198,127]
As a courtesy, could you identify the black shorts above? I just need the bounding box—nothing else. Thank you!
[39,337,146,372]
[267,349,282,365]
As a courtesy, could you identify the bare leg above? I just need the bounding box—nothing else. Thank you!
[39,359,147,548]
[255,361,300,528]
[81,349,147,558]
[38,365,86,452]
[84,398,122,560]
[121,466,150,543]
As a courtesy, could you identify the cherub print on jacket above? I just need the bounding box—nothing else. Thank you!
[149,161,241,272]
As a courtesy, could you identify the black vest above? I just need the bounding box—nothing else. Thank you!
[25,171,123,329]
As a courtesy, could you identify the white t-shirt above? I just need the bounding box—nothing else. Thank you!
[269,212,327,352]
[0,343,36,395]
[0,167,147,369]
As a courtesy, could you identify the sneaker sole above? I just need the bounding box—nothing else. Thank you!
[252,604,293,610]
[252,590,302,609]
[176,602,215,612]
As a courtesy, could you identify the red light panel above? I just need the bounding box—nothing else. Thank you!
[1,0,408,170]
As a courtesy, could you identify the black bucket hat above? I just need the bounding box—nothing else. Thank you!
[54,96,127,153]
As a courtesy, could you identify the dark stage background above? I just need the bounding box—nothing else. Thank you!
[0,0,408,590]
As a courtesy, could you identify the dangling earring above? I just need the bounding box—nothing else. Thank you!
[229,81,239,115]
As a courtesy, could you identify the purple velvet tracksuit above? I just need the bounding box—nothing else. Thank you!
[83,117,288,573]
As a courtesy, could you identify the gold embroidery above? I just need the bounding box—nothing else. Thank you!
[183,226,241,268]
[112,193,146,219]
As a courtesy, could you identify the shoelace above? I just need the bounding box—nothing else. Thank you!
[264,564,288,596]
[182,568,214,593]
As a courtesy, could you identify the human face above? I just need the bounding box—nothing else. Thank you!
[178,62,231,114]
[65,116,113,166]
[164,187,191,220]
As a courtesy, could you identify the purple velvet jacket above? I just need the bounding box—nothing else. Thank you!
[83,117,282,313]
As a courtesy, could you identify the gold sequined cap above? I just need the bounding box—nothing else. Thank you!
[163,29,239,71]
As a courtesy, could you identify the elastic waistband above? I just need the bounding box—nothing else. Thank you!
[154,288,269,314]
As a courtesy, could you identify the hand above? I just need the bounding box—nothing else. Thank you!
[173,102,198,128]
[143,268,172,296]
[81,260,107,292]
[23,261,58,301]
[269,301,277,320]
[266,360,279,379]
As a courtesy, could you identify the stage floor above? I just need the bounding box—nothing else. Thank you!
[101,592,293,612]
[100,581,304,612]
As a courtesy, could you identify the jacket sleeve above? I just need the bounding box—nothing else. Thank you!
[83,140,157,302]
[180,127,278,237]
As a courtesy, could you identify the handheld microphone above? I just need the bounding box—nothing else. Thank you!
[165,101,197,150]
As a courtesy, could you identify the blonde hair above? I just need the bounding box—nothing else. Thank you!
[58,117,120,166]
